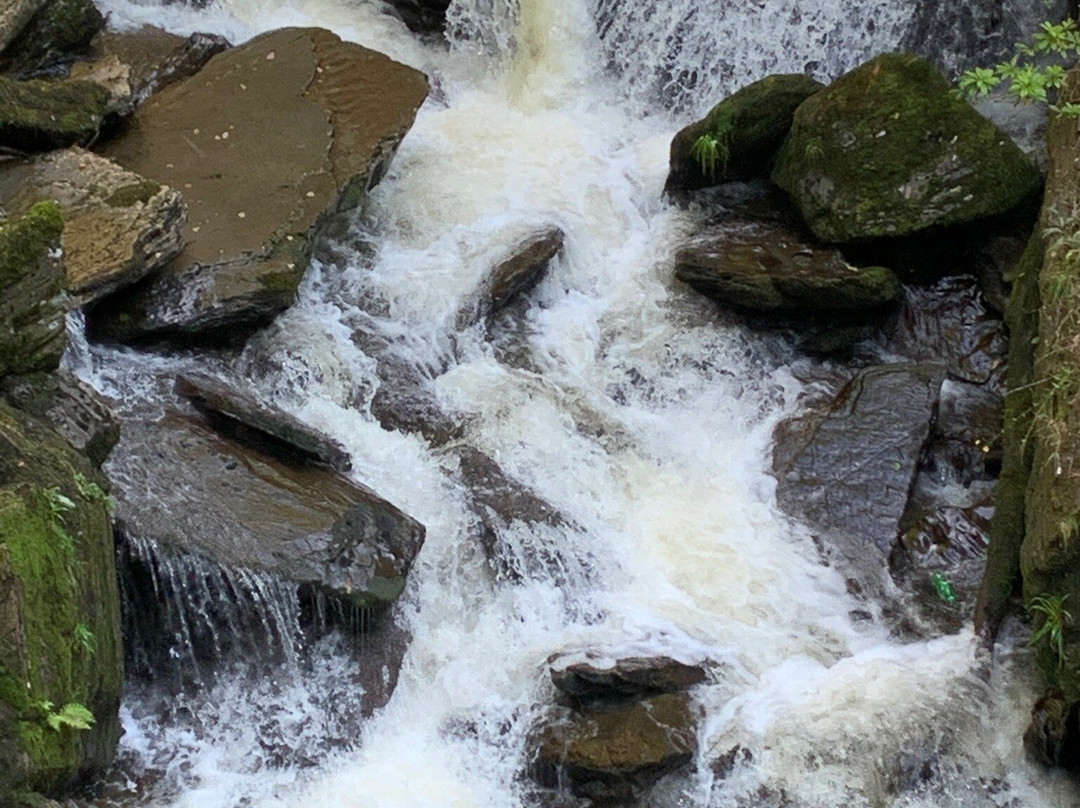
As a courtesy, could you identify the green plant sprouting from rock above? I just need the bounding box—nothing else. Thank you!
[690,110,735,180]
[31,700,95,732]
[958,19,1080,115]
[43,486,76,557]
[74,470,115,514]
[1030,594,1073,668]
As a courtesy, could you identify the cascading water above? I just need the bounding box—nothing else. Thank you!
[74,0,1080,806]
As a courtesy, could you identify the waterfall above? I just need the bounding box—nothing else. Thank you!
[74,1,1078,807]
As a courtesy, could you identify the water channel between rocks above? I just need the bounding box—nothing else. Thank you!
[71,0,1080,805]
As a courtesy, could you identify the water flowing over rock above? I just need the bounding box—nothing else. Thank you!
[384,0,451,33]
[106,377,425,609]
[0,75,108,151]
[90,27,428,341]
[0,201,66,376]
[665,74,822,193]
[530,692,697,802]
[773,363,946,556]
[549,652,706,700]
[771,53,1040,244]
[675,219,900,314]
[0,400,123,798]
[0,148,186,303]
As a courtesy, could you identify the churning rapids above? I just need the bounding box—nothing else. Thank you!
[62,0,1080,806]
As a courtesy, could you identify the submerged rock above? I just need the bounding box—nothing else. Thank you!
[549,652,706,701]
[666,74,822,193]
[530,693,697,803]
[107,401,424,608]
[675,219,900,314]
[92,27,428,341]
[773,363,945,555]
[0,75,108,151]
[0,400,123,798]
[0,201,67,377]
[0,148,186,303]
[771,53,1040,244]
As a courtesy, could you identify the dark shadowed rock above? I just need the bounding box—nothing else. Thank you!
[174,372,351,471]
[549,652,706,700]
[0,0,46,54]
[92,27,428,341]
[0,370,119,466]
[530,693,697,803]
[772,54,1040,243]
[0,148,186,303]
[107,410,424,608]
[666,74,823,193]
[0,75,108,151]
[1024,689,1080,773]
[383,0,451,33]
[675,219,899,314]
[773,363,945,555]
[0,0,104,76]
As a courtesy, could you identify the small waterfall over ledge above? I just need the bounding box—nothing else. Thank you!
[73,0,1079,806]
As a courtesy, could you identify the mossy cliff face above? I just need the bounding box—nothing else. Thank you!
[0,201,67,378]
[772,53,1041,243]
[665,73,823,192]
[1018,69,1080,698]
[0,400,122,797]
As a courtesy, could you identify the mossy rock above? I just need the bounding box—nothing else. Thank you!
[0,202,67,377]
[666,74,823,193]
[0,0,105,76]
[771,53,1041,244]
[0,401,122,798]
[0,75,108,152]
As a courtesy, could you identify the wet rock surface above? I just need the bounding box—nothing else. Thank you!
[530,692,697,803]
[0,148,186,302]
[106,401,425,608]
[549,652,706,701]
[91,27,428,341]
[675,218,900,314]
[0,0,104,76]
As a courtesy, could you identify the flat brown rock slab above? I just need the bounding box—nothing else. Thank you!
[773,362,946,556]
[174,371,351,471]
[106,410,425,607]
[549,652,706,701]
[531,693,697,803]
[0,148,186,303]
[675,219,900,314]
[92,27,428,340]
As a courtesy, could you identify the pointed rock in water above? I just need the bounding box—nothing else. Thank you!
[90,27,428,341]
[773,363,946,556]
[107,407,425,609]
[549,652,706,701]
[674,219,900,314]
[0,148,186,303]
[771,53,1040,244]
[665,73,823,193]
[0,200,67,377]
[530,693,697,803]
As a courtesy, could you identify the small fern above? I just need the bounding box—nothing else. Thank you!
[1030,594,1072,669]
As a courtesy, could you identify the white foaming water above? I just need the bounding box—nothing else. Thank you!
[72,1,1080,806]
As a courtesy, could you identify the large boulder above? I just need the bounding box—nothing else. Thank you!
[773,363,946,556]
[0,148,186,303]
[0,0,104,76]
[665,74,823,193]
[771,53,1041,244]
[0,201,67,377]
[674,219,900,313]
[530,693,697,802]
[0,400,123,799]
[0,75,108,151]
[91,27,428,341]
[105,380,425,608]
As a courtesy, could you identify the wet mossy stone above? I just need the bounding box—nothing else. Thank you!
[666,74,824,193]
[0,401,122,798]
[771,53,1041,244]
[0,75,108,151]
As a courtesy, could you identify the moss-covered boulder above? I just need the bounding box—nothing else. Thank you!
[0,76,108,151]
[0,201,67,377]
[665,74,823,193]
[771,53,1040,244]
[0,0,104,76]
[0,400,123,799]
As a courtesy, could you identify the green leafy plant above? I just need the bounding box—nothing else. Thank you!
[1030,594,1073,668]
[74,623,96,656]
[958,18,1080,116]
[691,132,727,179]
[43,486,76,555]
[803,136,825,164]
[31,700,96,732]
[73,471,115,514]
